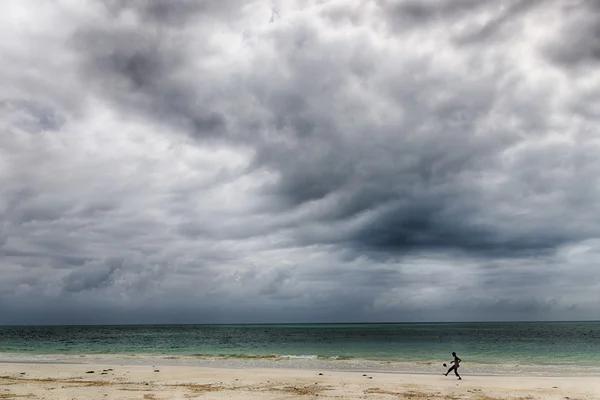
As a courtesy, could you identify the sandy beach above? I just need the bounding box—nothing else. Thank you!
[0,362,598,400]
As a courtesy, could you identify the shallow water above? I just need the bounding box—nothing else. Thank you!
[1,322,599,372]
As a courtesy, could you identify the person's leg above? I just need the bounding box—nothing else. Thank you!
[454,366,461,380]
[444,365,456,376]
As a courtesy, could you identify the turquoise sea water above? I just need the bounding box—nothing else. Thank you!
[1,322,599,369]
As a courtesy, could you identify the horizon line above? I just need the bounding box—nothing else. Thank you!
[1,319,599,327]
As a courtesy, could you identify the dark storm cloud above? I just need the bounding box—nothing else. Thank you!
[348,205,571,256]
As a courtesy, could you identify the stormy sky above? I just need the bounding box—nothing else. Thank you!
[1,0,599,324]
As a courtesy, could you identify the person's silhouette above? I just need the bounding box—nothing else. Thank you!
[444,352,462,380]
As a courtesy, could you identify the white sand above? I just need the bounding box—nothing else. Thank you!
[0,362,598,399]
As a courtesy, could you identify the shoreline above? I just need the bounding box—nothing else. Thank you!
[0,362,598,400]
[2,353,600,377]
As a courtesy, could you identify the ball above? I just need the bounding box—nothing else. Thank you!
[443,363,447,367]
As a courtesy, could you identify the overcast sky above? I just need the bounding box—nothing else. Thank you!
[1,0,599,325]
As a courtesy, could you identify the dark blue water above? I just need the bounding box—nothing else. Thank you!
[1,322,599,366]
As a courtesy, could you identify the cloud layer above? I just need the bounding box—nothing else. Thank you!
[1,0,599,324]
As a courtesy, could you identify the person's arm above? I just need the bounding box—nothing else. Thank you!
[457,357,462,363]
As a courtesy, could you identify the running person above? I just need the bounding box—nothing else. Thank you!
[444,352,462,380]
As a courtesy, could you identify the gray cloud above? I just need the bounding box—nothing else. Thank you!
[73,22,226,139]
[454,0,544,45]
[62,259,121,293]
[103,0,241,26]
[545,0,600,66]
[388,0,495,24]
[0,0,598,324]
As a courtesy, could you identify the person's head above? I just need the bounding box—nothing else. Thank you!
[452,352,456,356]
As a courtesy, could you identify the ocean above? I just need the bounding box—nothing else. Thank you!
[1,322,599,375]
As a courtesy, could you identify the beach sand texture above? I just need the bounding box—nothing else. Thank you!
[0,363,598,400]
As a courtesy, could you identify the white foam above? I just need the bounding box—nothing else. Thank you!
[279,355,319,359]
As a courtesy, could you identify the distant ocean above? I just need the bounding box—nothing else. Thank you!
[1,322,599,375]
